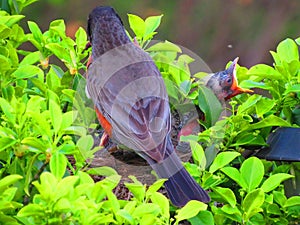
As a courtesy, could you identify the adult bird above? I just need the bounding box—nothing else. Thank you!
[85,6,210,207]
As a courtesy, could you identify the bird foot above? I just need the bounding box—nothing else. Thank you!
[99,131,110,146]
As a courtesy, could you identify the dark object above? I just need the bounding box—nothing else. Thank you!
[255,127,300,161]
[255,127,300,197]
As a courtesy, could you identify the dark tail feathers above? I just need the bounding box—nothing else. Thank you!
[149,139,210,207]
[164,166,210,207]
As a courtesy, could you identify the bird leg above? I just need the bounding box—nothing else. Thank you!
[99,131,110,147]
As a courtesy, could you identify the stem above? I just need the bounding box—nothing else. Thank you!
[62,102,69,113]
[23,161,49,205]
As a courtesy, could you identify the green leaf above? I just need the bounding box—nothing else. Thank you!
[55,176,79,200]
[21,137,47,151]
[30,111,52,138]
[128,14,145,37]
[1,86,14,102]
[240,157,264,192]
[242,188,264,221]
[50,152,67,180]
[45,43,71,63]
[117,209,135,224]
[295,37,300,45]
[144,15,163,36]
[178,54,195,65]
[57,140,75,154]
[212,187,236,207]
[246,115,290,131]
[0,55,11,72]
[194,72,209,79]
[277,38,299,63]
[209,152,240,173]
[221,204,242,218]
[47,89,60,103]
[273,190,287,207]
[26,96,44,112]
[76,135,94,156]
[255,97,276,118]
[180,80,192,96]
[0,97,16,124]
[30,77,47,94]
[175,200,207,225]
[17,204,45,217]
[150,192,169,219]
[125,176,146,202]
[63,126,86,136]
[188,211,214,225]
[237,94,262,114]
[28,21,43,44]
[49,99,62,134]
[0,15,25,27]
[49,19,66,38]
[88,166,118,177]
[0,137,17,152]
[198,85,222,128]
[1,186,17,202]
[0,201,20,214]
[24,153,42,196]
[261,173,294,193]
[270,50,281,65]
[46,69,61,91]
[12,65,43,79]
[221,167,247,190]
[267,203,281,215]
[19,51,40,66]
[53,197,71,211]
[0,24,11,39]
[0,175,23,192]
[132,203,161,217]
[232,133,266,146]
[146,40,182,53]
[146,179,167,197]
[190,140,206,169]
[60,111,77,130]
[247,64,282,81]
[168,63,183,86]
[239,80,272,91]
[123,201,137,214]
[33,172,57,198]
[102,175,121,191]
[283,196,300,207]
[75,27,88,51]
[7,42,18,65]
[284,84,300,95]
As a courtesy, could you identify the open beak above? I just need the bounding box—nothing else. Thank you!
[225,57,253,100]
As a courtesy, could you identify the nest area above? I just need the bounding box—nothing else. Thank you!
[80,108,193,200]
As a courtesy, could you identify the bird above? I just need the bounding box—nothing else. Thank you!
[178,58,253,141]
[85,6,210,207]
[205,57,252,101]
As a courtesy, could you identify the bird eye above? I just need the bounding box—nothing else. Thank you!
[226,78,232,84]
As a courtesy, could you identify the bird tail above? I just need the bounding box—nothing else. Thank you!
[150,140,210,207]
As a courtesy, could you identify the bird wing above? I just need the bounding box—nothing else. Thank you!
[86,43,171,163]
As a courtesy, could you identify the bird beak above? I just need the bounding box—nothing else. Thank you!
[225,57,253,100]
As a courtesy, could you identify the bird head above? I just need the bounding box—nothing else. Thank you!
[87,6,130,58]
[87,6,123,42]
[206,57,253,100]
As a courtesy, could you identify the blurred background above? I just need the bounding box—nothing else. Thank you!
[22,0,300,71]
